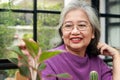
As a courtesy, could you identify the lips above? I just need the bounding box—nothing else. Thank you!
[70,37,82,43]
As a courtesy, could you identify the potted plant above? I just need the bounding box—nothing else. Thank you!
[8,39,71,80]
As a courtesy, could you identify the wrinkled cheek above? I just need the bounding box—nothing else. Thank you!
[63,37,70,44]
[84,31,93,42]
[62,32,70,40]
[62,34,70,46]
[85,37,92,46]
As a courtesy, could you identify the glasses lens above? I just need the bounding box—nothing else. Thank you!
[62,24,88,31]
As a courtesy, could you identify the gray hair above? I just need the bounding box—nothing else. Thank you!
[58,0,101,57]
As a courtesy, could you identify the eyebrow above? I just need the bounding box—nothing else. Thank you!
[63,20,88,24]
[63,21,72,24]
[78,21,88,23]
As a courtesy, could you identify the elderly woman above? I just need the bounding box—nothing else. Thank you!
[42,0,120,80]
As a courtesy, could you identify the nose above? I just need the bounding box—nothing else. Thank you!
[71,26,80,35]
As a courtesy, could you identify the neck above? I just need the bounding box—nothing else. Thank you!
[65,46,86,57]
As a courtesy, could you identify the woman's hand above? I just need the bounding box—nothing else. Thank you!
[97,42,120,58]
[17,38,36,66]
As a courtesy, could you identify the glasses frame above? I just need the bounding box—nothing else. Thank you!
[62,23,90,31]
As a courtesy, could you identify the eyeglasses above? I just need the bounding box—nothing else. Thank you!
[62,23,89,31]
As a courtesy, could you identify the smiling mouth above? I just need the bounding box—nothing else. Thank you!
[70,37,82,43]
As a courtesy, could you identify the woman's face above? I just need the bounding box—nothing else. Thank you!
[61,9,95,55]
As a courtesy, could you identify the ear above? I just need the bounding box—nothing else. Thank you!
[92,34,95,39]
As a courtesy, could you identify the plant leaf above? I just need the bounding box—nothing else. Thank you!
[56,73,72,79]
[9,46,28,63]
[47,73,72,79]
[39,50,62,62]
[38,63,47,71]
[19,66,30,77]
[8,58,18,65]
[23,39,39,58]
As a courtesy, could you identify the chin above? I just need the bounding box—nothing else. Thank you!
[70,45,82,49]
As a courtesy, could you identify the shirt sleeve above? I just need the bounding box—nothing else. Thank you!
[100,58,113,80]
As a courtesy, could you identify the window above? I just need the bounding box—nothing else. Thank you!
[99,0,120,65]
[0,0,63,79]
[106,0,120,50]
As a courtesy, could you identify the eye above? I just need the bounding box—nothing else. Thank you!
[64,24,72,27]
[78,24,86,27]
[63,23,73,28]
[62,23,73,30]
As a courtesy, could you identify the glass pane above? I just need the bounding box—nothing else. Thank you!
[0,0,33,10]
[0,12,33,25]
[106,0,120,50]
[0,11,33,59]
[100,17,106,42]
[37,0,64,11]
[109,18,120,23]
[108,0,120,14]
[37,13,61,51]
[108,26,120,49]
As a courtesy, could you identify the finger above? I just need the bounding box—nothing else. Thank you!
[18,39,26,49]
[97,42,104,53]
[97,42,108,54]
[100,45,108,54]
[97,42,103,50]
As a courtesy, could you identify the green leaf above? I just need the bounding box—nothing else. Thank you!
[39,50,62,62]
[19,66,30,77]
[23,39,39,58]
[18,58,30,66]
[56,73,72,79]
[47,73,72,79]
[8,58,18,65]
[38,63,47,71]
[9,46,23,56]
[9,46,28,63]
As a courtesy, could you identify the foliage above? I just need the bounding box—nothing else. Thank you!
[37,27,60,51]
[23,33,33,39]
[37,3,62,51]
[0,1,27,26]
[0,1,62,79]
[0,9,26,26]
[0,26,15,58]
[8,39,71,80]
[0,10,22,58]
[37,3,62,27]
[42,14,60,26]
[21,28,59,51]
[40,3,62,26]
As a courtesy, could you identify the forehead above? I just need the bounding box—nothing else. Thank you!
[63,9,91,26]
[64,9,90,23]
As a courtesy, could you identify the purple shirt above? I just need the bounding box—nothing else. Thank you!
[42,45,112,80]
